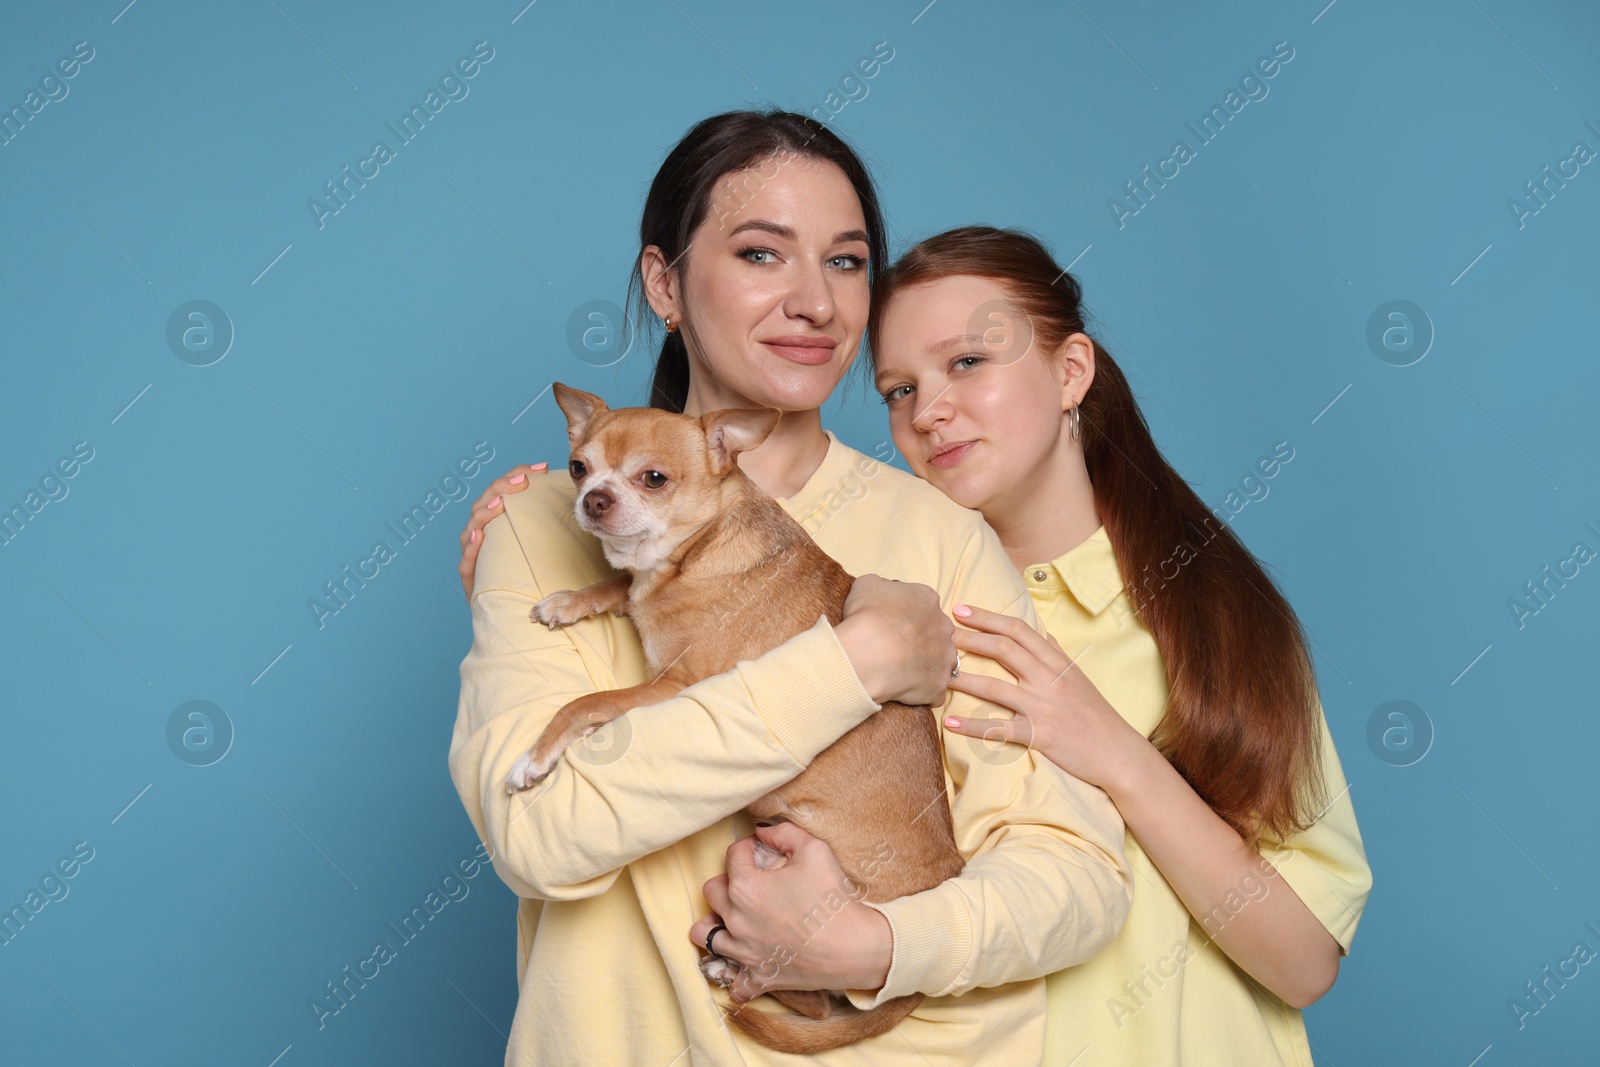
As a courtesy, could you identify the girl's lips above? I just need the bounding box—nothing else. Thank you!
[928,441,976,470]
[761,338,836,366]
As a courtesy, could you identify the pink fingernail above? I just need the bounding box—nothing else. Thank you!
[510,474,526,484]
[532,462,548,469]
[470,529,479,543]
[488,496,501,509]
[944,717,961,728]
[953,604,972,617]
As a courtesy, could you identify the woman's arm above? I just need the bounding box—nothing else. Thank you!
[685,524,1139,1006]
[945,606,1368,1009]
[838,522,1136,1009]
[450,476,951,901]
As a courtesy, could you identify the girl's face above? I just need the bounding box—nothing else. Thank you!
[644,155,872,414]
[873,274,1089,515]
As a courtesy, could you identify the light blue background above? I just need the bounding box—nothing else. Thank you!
[2,1,1596,1063]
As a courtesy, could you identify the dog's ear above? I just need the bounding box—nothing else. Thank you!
[701,408,781,477]
[551,383,608,445]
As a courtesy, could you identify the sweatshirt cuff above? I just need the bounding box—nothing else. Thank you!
[744,615,881,766]
[844,882,973,1010]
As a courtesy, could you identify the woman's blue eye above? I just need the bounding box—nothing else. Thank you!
[954,355,983,370]
[739,247,777,264]
[881,384,912,404]
[829,254,866,270]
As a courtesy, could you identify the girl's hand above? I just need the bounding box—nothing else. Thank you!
[687,822,892,1002]
[459,463,548,599]
[942,603,1146,792]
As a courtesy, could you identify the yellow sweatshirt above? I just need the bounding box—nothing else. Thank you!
[450,431,1134,1066]
[1027,526,1373,1066]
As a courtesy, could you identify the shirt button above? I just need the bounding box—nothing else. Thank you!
[1032,569,1047,582]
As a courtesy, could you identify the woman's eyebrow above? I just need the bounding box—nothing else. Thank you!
[725,220,870,246]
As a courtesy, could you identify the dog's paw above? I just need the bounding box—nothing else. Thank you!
[505,748,563,794]
[531,590,595,629]
[699,954,740,988]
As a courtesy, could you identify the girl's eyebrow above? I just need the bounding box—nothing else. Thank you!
[726,219,869,245]
[927,332,987,354]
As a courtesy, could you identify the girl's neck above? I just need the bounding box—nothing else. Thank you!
[983,433,1103,574]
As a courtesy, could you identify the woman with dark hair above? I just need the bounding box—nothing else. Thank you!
[867,226,1372,1064]
[450,115,1133,1064]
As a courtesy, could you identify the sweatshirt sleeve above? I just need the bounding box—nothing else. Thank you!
[449,478,881,902]
[844,519,1135,1010]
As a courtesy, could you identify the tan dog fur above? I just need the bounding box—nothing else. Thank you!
[505,383,965,1053]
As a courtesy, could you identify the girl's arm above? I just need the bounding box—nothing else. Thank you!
[945,606,1365,1009]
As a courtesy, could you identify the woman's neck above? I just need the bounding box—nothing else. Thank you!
[982,433,1103,574]
[681,386,830,500]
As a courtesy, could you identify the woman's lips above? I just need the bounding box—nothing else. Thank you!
[928,441,976,470]
[761,337,836,366]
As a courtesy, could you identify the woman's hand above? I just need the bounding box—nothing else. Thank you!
[942,603,1147,792]
[688,822,892,1003]
[833,574,957,707]
[459,463,548,598]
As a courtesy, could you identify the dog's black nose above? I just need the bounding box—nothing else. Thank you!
[582,489,614,518]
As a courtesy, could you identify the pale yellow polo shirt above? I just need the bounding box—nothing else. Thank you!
[1028,526,1372,1066]
[451,432,1134,1066]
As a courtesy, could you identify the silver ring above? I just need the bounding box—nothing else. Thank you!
[951,651,961,679]
[705,923,728,957]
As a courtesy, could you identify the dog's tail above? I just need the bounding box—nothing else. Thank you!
[724,992,923,1054]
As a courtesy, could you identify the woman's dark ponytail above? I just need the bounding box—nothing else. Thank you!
[648,333,691,414]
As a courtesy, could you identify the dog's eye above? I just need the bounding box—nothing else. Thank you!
[641,470,668,490]
[568,460,587,480]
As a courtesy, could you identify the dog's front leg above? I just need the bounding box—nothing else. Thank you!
[506,677,682,792]
[529,574,632,628]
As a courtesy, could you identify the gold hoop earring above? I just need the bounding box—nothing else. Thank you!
[663,314,678,334]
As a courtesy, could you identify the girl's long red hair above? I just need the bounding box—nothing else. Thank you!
[869,226,1327,846]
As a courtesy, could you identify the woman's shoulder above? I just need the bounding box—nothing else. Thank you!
[479,472,612,596]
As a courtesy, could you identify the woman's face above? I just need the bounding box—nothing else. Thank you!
[645,155,871,413]
[873,274,1088,515]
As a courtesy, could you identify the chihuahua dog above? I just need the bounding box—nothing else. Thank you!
[504,383,965,1054]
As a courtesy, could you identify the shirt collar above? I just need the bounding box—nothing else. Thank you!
[1024,525,1124,615]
